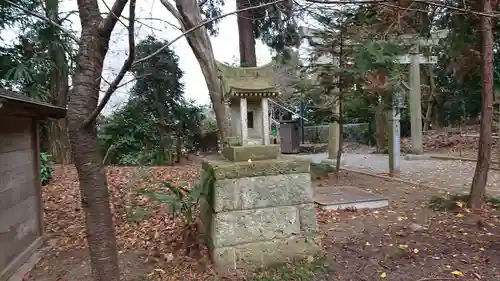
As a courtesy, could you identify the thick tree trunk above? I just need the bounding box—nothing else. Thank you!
[431,102,441,129]
[47,119,71,164]
[68,5,120,281]
[45,0,71,164]
[236,0,257,66]
[470,0,494,210]
[172,0,231,139]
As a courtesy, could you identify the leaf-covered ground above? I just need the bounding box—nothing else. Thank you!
[27,158,499,281]
[316,172,499,281]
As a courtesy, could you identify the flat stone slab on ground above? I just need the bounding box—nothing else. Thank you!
[404,154,432,160]
[314,185,389,210]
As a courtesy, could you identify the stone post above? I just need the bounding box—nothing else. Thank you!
[240,98,248,145]
[409,45,423,154]
[328,100,340,159]
[261,97,270,145]
[387,107,401,175]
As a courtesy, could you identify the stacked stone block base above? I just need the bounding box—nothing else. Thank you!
[200,156,321,271]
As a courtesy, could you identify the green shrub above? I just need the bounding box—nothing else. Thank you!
[40,152,53,185]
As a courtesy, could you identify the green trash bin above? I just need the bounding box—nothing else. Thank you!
[271,126,278,137]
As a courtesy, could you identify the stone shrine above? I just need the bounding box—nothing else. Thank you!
[216,61,278,146]
[199,61,320,272]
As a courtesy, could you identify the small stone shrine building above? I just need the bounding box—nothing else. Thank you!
[216,61,278,146]
[0,90,66,281]
[199,62,320,272]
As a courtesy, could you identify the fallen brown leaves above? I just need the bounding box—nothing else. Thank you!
[317,172,500,281]
[36,160,500,281]
[402,124,500,160]
[41,158,219,281]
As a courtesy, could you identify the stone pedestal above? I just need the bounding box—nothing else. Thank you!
[199,154,321,272]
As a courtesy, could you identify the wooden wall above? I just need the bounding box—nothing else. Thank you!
[0,116,43,281]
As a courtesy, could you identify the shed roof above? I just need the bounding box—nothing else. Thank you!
[0,89,66,119]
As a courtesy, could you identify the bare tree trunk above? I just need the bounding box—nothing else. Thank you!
[166,0,231,139]
[470,0,494,210]
[236,0,257,66]
[176,133,182,163]
[158,126,173,165]
[68,0,131,280]
[423,65,437,132]
[432,102,441,129]
[68,44,120,281]
[335,96,343,180]
[45,0,71,164]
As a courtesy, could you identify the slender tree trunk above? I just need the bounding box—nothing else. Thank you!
[153,90,174,164]
[158,125,173,165]
[236,0,257,66]
[68,1,126,280]
[469,0,494,210]
[423,65,437,131]
[335,96,343,179]
[46,0,71,164]
[176,133,182,163]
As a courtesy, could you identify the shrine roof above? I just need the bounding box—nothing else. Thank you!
[216,61,280,96]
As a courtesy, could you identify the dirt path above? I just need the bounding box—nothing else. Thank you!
[303,152,500,197]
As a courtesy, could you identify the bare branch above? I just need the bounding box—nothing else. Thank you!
[160,0,186,28]
[99,0,130,36]
[5,0,79,43]
[135,0,287,66]
[304,0,500,17]
[135,17,182,30]
[100,0,129,29]
[84,0,137,126]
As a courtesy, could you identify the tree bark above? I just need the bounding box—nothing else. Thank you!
[431,102,441,129]
[47,119,71,164]
[45,0,71,164]
[236,0,257,66]
[68,0,130,280]
[176,132,182,163]
[423,65,437,132]
[469,0,494,210]
[166,0,231,139]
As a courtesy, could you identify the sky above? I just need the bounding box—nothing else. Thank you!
[2,0,276,113]
[78,0,274,113]
[99,0,278,112]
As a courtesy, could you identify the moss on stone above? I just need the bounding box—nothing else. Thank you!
[202,155,310,180]
[222,145,280,162]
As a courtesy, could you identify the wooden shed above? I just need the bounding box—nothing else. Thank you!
[0,90,66,281]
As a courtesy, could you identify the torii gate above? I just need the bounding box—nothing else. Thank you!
[300,26,448,172]
[397,29,449,155]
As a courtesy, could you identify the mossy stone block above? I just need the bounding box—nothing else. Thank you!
[222,145,280,162]
[202,155,310,180]
[211,234,322,272]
